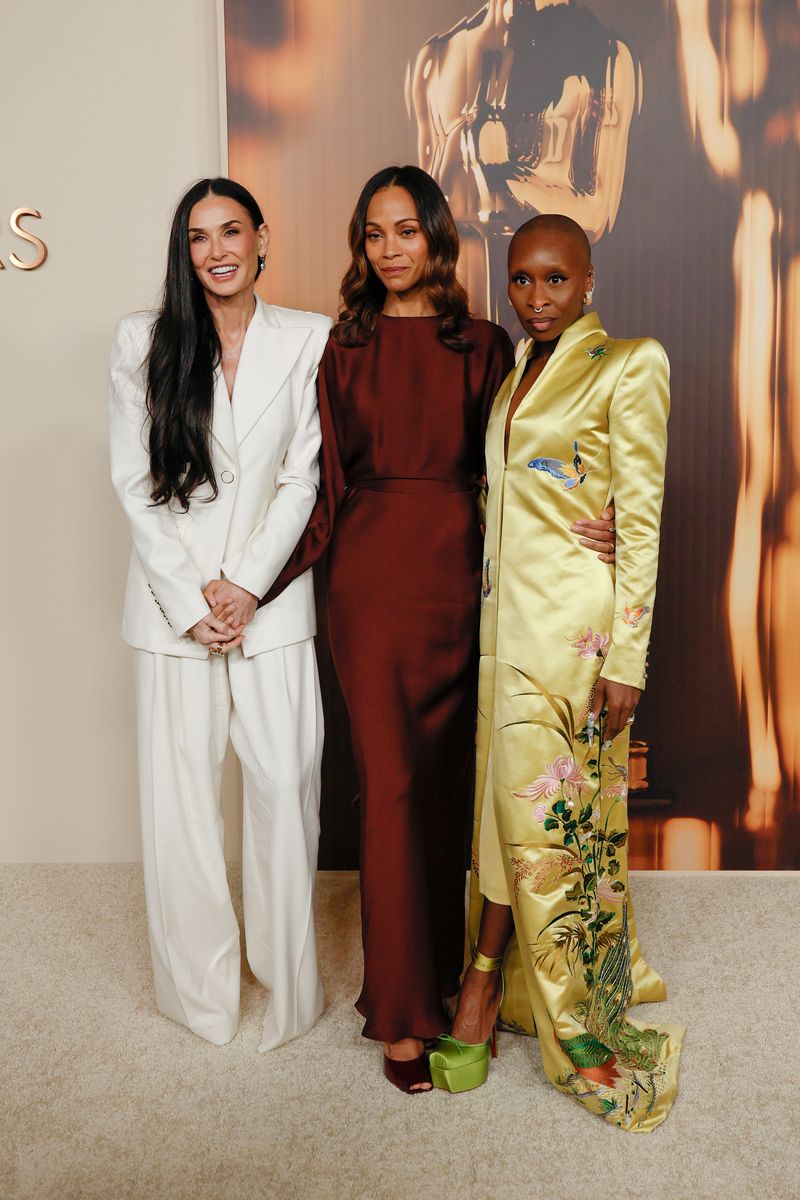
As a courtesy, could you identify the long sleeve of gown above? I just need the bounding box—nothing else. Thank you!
[259,341,345,607]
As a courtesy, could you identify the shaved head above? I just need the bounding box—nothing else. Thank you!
[510,214,592,269]
[507,213,595,343]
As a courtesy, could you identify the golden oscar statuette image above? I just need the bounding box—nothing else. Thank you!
[410,0,641,319]
[0,208,48,271]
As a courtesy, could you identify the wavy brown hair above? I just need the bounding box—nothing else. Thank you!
[334,165,472,353]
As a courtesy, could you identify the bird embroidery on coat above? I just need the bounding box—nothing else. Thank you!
[528,441,589,490]
[622,604,650,628]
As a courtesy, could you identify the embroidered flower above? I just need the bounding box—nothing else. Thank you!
[533,802,547,823]
[602,758,628,801]
[597,877,626,905]
[570,627,610,660]
[514,756,589,802]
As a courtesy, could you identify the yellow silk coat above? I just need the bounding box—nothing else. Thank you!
[469,312,684,1132]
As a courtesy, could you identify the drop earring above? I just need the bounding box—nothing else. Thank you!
[584,278,595,305]
[258,255,266,273]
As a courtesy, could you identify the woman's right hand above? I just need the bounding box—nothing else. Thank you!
[189,613,243,653]
[571,502,616,562]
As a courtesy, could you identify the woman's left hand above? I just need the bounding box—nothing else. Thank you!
[571,500,616,562]
[591,676,641,745]
[203,579,258,629]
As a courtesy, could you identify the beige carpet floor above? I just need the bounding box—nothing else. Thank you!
[2,867,798,1200]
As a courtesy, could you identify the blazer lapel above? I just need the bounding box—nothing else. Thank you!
[231,299,311,446]
[211,368,237,462]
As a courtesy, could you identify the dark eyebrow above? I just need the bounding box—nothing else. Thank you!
[365,217,419,229]
[187,219,243,233]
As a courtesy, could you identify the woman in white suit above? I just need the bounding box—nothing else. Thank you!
[109,178,332,1050]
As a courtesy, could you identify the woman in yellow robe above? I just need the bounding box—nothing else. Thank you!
[434,215,684,1131]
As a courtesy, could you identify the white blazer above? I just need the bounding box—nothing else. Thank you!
[109,296,332,659]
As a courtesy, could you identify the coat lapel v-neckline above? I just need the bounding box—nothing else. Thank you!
[230,298,311,448]
[508,311,607,416]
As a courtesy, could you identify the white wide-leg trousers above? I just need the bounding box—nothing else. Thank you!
[134,640,324,1051]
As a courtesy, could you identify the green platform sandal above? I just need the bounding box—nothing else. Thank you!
[428,951,504,1094]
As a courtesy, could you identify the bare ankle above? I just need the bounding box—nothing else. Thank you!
[384,1037,424,1060]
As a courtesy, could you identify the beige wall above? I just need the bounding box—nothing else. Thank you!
[0,0,238,861]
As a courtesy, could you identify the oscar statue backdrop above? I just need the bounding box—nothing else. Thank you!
[223,0,800,871]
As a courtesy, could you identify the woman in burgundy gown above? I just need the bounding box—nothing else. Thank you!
[261,166,614,1091]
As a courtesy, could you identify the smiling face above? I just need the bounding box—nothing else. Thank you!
[187,193,267,300]
[507,224,594,344]
[364,186,430,299]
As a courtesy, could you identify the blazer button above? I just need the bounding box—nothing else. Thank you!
[221,469,235,484]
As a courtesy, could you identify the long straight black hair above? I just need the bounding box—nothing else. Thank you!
[146,177,264,510]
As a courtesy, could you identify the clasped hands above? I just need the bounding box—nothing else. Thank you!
[187,504,618,656]
[189,579,258,654]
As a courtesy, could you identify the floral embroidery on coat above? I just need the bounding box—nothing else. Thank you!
[536,725,667,1128]
[569,626,610,660]
[501,662,672,1129]
[513,755,588,802]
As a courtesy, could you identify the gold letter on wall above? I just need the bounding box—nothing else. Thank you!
[9,208,48,270]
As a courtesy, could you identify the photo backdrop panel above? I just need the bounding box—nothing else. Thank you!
[224,0,800,870]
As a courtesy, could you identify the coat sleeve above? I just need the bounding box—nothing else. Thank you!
[108,317,210,638]
[258,339,346,607]
[600,339,670,691]
[222,319,332,599]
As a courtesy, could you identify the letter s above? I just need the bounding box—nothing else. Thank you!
[9,208,48,270]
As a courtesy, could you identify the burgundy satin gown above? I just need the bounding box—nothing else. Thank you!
[265,314,513,1041]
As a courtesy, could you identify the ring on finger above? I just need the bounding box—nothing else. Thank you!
[626,714,635,725]
[209,643,225,656]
